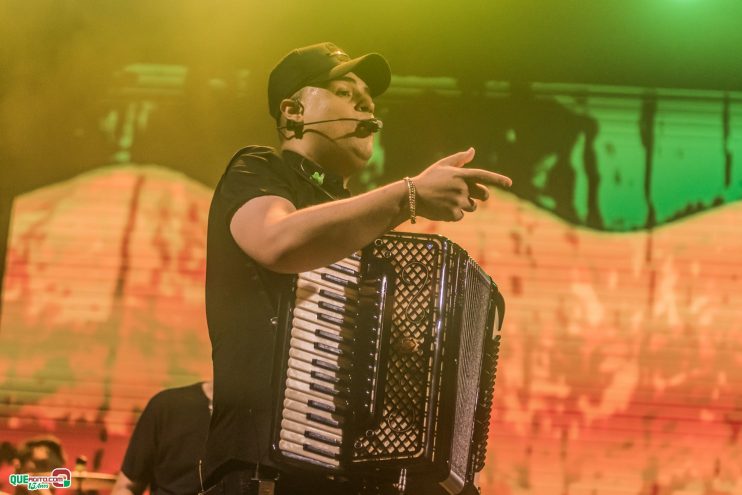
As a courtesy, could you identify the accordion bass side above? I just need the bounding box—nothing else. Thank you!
[270,232,504,494]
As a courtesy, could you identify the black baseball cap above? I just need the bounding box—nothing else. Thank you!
[268,42,391,120]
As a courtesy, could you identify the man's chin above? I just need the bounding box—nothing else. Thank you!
[349,151,372,171]
[350,142,374,163]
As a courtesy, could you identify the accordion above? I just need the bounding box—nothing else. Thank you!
[270,232,504,494]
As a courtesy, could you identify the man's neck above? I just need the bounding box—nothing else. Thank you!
[279,142,350,185]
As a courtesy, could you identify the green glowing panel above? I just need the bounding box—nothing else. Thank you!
[652,99,726,224]
[727,102,742,202]
[584,97,647,230]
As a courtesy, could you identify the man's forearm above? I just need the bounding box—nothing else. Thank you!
[260,179,409,273]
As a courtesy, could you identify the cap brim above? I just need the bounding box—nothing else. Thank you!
[311,53,391,98]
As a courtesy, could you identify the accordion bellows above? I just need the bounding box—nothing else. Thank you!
[270,232,504,494]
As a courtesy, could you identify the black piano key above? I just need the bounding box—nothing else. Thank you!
[310,370,341,385]
[310,382,342,397]
[307,412,342,428]
[309,370,348,390]
[318,313,352,328]
[308,399,345,415]
[319,289,351,305]
[303,443,340,460]
[311,358,340,373]
[314,329,350,345]
[314,342,346,357]
[329,263,360,277]
[318,300,357,318]
[321,273,358,290]
[305,430,342,447]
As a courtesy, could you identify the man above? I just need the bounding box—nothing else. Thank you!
[11,436,66,495]
[202,42,512,494]
[112,381,213,495]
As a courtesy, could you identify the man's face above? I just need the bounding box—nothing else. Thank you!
[19,445,60,472]
[296,72,377,175]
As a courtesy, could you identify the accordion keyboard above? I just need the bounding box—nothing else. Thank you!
[278,255,362,468]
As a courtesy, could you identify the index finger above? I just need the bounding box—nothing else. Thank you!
[458,168,513,188]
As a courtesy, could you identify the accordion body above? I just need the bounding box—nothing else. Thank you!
[270,232,504,494]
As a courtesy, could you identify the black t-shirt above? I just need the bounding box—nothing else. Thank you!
[202,147,349,485]
[121,382,210,495]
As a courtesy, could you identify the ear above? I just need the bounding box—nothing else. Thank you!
[279,98,304,125]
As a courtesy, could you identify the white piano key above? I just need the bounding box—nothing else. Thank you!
[293,307,353,334]
[288,348,344,373]
[332,256,361,271]
[283,406,343,437]
[280,417,343,445]
[290,327,352,356]
[294,300,357,328]
[279,439,340,468]
[280,429,341,456]
[288,337,352,369]
[286,377,340,406]
[284,387,345,415]
[298,271,359,294]
[296,278,352,301]
[286,368,348,398]
[292,317,355,344]
[284,397,345,430]
[295,286,359,315]
[287,357,345,383]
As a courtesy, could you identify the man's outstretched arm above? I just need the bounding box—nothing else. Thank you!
[230,148,511,273]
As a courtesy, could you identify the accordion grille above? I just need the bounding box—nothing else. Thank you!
[352,236,440,460]
[449,261,491,483]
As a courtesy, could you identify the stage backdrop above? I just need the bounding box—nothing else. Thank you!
[2,78,742,495]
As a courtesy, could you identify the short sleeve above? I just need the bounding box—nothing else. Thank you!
[215,149,296,229]
[120,397,159,484]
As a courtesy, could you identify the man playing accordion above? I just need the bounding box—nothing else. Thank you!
[201,42,511,495]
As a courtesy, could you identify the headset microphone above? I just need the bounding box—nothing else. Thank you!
[284,119,305,138]
[356,118,383,134]
[279,118,383,138]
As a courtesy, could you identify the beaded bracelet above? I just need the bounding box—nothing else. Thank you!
[403,177,417,224]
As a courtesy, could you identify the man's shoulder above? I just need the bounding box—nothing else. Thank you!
[146,382,206,411]
[219,145,299,186]
[227,145,284,168]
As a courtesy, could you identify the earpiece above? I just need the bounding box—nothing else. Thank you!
[291,99,305,114]
[280,99,305,138]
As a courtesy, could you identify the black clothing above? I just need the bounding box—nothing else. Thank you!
[199,467,355,495]
[121,382,210,495]
[203,147,349,487]
[199,467,449,495]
